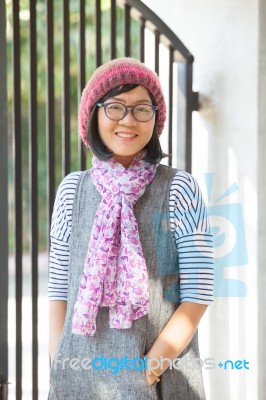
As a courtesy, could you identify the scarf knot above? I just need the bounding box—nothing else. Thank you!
[72,153,158,336]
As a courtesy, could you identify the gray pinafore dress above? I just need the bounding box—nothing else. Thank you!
[49,164,206,400]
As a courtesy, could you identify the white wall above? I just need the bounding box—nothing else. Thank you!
[144,0,260,399]
[258,0,266,398]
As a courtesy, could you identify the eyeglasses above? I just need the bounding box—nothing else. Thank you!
[96,102,158,122]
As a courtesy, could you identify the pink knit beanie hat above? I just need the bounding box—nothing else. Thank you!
[79,57,166,146]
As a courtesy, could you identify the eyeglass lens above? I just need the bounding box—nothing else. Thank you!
[104,103,155,122]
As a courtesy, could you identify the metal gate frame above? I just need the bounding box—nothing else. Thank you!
[0,1,199,399]
[0,0,9,398]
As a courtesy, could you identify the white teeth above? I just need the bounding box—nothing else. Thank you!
[116,132,137,138]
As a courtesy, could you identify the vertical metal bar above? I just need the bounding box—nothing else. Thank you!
[29,1,38,398]
[178,62,193,173]
[110,0,116,59]
[0,0,9,396]
[185,62,193,173]
[46,0,55,230]
[12,0,23,398]
[95,0,102,67]
[62,0,71,176]
[139,17,145,62]
[78,0,86,171]
[0,383,8,400]
[168,48,174,167]
[154,30,160,74]
[124,3,130,57]
[177,63,186,171]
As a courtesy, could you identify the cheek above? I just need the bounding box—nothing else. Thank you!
[146,120,155,138]
[97,111,111,140]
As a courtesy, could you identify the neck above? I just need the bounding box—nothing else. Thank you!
[112,155,135,168]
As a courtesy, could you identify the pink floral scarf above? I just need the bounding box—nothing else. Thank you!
[72,152,158,336]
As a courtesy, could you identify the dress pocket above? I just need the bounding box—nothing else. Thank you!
[142,368,156,389]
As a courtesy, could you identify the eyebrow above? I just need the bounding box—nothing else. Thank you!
[109,96,152,104]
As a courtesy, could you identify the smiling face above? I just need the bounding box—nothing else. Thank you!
[97,86,156,168]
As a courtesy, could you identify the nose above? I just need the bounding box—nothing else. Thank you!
[118,108,137,126]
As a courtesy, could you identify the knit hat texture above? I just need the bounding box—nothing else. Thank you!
[79,57,166,146]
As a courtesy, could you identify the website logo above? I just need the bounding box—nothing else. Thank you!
[205,173,248,297]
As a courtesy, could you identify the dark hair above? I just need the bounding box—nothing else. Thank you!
[86,84,166,164]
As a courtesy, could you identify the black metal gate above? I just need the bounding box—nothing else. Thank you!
[0,0,198,399]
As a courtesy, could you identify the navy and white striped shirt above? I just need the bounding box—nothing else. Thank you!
[48,170,214,304]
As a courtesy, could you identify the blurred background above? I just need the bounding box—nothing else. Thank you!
[0,0,265,399]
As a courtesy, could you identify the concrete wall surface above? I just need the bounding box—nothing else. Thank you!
[144,0,263,399]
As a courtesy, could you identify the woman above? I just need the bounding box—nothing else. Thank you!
[48,57,214,399]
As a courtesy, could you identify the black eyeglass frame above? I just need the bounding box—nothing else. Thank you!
[96,102,158,122]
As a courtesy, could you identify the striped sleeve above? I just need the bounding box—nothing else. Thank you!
[48,171,82,300]
[169,171,214,305]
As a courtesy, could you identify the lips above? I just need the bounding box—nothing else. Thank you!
[115,132,138,138]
